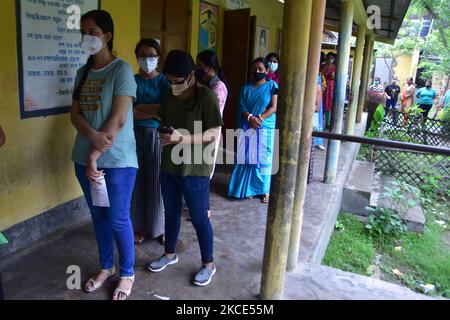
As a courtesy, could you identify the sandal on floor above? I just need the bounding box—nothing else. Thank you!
[261,194,270,203]
[113,275,135,300]
[134,231,147,245]
[84,267,116,293]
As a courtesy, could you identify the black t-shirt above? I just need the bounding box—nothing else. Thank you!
[385,84,401,101]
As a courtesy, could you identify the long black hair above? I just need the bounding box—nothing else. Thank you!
[134,38,161,57]
[197,50,228,86]
[72,10,114,100]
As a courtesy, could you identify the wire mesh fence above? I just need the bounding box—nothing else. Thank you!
[370,108,450,193]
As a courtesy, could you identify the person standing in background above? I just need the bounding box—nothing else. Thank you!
[441,88,450,111]
[313,74,325,150]
[266,52,280,85]
[228,58,278,203]
[416,80,437,121]
[365,77,386,131]
[131,39,168,246]
[400,77,416,125]
[385,77,401,111]
[196,50,228,218]
[321,52,336,129]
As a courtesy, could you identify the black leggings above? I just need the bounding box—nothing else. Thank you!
[419,104,433,120]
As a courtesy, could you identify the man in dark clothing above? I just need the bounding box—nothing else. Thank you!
[385,77,401,124]
[385,78,401,109]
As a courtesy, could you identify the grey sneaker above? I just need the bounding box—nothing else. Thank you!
[147,254,178,272]
[193,265,216,286]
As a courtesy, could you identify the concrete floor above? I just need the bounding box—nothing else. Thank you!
[0,116,437,300]
[0,165,269,300]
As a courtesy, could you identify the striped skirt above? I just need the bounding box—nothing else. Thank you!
[131,126,164,239]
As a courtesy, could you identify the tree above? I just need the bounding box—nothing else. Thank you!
[375,0,450,89]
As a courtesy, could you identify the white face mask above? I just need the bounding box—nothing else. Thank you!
[138,57,159,74]
[172,74,193,96]
[81,34,105,56]
[269,62,279,73]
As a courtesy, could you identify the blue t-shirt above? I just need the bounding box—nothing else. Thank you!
[443,90,450,110]
[416,87,437,105]
[72,59,138,169]
[134,73,169,128]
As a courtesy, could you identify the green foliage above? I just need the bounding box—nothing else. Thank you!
[366,181,421,240]
[324,214,376,275]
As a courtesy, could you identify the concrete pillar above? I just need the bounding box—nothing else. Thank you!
[367,39,375,85]
[259,0,312,300]
[356,35,374,123]
[286,0,326,272]
[345,25,366,135]
[324,0,354,184]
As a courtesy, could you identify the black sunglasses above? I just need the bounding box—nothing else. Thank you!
[168,74,190,85]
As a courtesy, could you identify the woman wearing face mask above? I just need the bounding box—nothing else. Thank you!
[416,80,437,122]
[321,52,336,129]
[195,50,228,219]
[228,57,278,203]
[147,50,223,287]
[131,39,169,245]
[266,52,280,85]
[365,76,386,131]
[70,10,138,300]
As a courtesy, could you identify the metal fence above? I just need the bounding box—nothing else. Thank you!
[382,109,450,148]
[372,109,450,193]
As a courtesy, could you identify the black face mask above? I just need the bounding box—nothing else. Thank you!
[195,68,208,82]
[253,72,266,82]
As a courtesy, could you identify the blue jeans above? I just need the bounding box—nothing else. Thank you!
[75,163,137,276]
[160,172,213,264]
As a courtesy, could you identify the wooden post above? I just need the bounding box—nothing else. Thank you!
[345,25,366,134]
[286,0,327,272]
[324,0,354,184]
[356,35,374,123]
[260,0,313,300]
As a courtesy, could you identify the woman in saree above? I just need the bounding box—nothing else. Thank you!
[228,57,278,203]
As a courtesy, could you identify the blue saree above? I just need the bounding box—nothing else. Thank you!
[228,79,278,199]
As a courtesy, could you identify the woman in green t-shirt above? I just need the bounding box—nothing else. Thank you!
[147,50,223,287]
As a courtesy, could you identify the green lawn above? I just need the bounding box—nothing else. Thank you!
[323,214,375,275]
[324,203,450,298]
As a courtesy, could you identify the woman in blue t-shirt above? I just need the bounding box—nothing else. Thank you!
[416,80,437,121]
[70,10,137,300]
[131,39,169,245]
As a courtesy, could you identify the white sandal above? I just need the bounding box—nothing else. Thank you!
[113,275,135,300]
[84,267,116,293]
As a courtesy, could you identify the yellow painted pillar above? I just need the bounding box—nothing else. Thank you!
[260,0,313,300]
[324,0,354,184]
[356,35,374,123]
[286,0,327,272]
[345,25,366,134]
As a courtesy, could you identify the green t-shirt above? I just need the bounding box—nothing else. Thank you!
[72,59,138,168]
[158,86,224,177]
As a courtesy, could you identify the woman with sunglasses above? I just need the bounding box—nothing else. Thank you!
[147,50,223,287]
